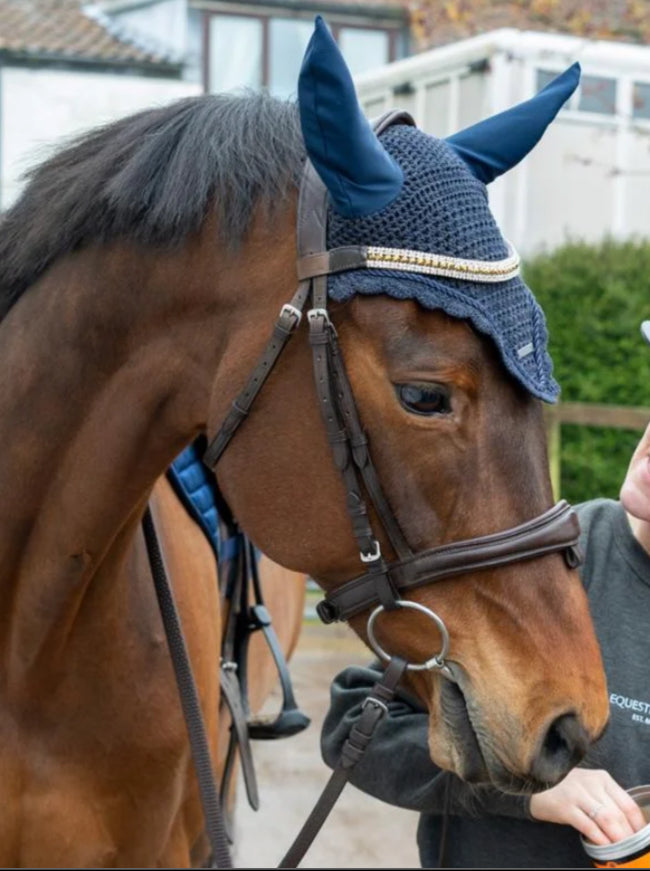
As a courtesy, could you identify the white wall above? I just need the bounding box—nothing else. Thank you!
[0,66,200,208]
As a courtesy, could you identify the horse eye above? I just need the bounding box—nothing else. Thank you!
[397,383,452,416]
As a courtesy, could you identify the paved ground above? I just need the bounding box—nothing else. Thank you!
[233,620,420,868]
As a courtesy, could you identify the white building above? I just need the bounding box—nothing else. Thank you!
[0,0,199,208]
[103,0,409,96]
[355,28,650,255]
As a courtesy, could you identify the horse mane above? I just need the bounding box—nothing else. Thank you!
[0,92,305,320]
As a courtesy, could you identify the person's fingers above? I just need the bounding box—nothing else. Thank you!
[604,782,647,833]
[585,801,636,843]
[574,806,612,846]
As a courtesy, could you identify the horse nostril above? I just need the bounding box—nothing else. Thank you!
[530,713,589,784]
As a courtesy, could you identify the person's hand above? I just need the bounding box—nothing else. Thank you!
[529,768,646,846]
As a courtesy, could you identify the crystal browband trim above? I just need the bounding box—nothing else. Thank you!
[296,242,522,283]
[366,242,520,283]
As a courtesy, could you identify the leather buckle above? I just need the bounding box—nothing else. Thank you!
[307,307,331,326]
[221,659,238,673]
[280,303,302,329]
[361,696,388,716]
[360,539,381,563]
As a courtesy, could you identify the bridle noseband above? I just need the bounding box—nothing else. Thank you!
[204,110,582,676]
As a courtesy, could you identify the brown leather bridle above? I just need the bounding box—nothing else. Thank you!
[200,109,585,868]
[203,109,582,657]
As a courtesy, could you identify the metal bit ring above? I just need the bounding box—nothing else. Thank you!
[366,600,450,672]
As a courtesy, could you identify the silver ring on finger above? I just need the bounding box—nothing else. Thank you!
[587,803,604,821]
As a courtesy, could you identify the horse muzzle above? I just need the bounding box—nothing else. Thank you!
[436,662,592,792]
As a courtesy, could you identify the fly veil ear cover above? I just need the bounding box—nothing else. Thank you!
[297,17,580,403]
[298,16,580,206]
[297,15,404,217]
[445,63,580,183]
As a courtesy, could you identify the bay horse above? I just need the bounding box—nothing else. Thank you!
[0,17,609,868]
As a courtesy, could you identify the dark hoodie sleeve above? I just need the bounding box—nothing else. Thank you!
[320,663,532,820]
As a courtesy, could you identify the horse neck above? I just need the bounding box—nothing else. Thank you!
[0,215,294,681]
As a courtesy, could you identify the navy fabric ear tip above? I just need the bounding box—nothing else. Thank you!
[297,16,403,217]
[446,62,581,184]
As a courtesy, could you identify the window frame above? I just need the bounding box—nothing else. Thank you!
[201,6,402,94]
[534,67,620,124]
[632,79,650,122]
[577,73,618,117]
[532,67,650,134]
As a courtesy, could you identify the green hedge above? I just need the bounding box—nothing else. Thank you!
[524,239,650,504]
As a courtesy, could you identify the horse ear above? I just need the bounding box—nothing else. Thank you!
[297,16,403,217]
[446,63,581,184]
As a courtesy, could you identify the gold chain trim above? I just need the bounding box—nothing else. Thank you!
[365,241,520,283]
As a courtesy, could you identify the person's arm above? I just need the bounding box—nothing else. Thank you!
[321,663,532,820]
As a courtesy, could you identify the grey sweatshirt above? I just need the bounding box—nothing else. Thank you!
[320,499,650,867]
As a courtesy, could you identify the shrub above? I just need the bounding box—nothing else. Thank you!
[524,238,650,504]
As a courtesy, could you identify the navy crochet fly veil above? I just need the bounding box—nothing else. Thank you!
[298,17,582,403]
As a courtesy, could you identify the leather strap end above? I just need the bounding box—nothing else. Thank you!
[297,246,367,280]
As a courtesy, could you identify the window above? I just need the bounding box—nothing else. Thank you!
[338,27,389,77]
[205,12,398,96]
[633,82,650,120]
[536,69,618,116]
[185,6,203,83]
[536,69,557,92]
[208,15,262,93]
[535,68,572,110]
[578,75,617,115]
[269,18,313,98]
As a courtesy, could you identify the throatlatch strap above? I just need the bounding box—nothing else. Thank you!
[278,656,408,869]
[203,281,310,469]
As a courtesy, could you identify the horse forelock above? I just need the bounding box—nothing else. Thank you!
[0,92,305,321]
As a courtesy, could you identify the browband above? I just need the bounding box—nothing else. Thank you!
[297,242,521,284]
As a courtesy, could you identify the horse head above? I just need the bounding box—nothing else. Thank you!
[210,18,609,793]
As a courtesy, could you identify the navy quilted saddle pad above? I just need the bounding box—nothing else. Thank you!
[167,440,240,563]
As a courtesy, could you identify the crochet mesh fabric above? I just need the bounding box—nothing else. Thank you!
[326,124,559,402]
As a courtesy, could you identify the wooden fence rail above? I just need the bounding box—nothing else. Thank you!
[544,402,650,499]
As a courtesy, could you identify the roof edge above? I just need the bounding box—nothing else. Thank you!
[0,47,183,75]
[83,1,185,66]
